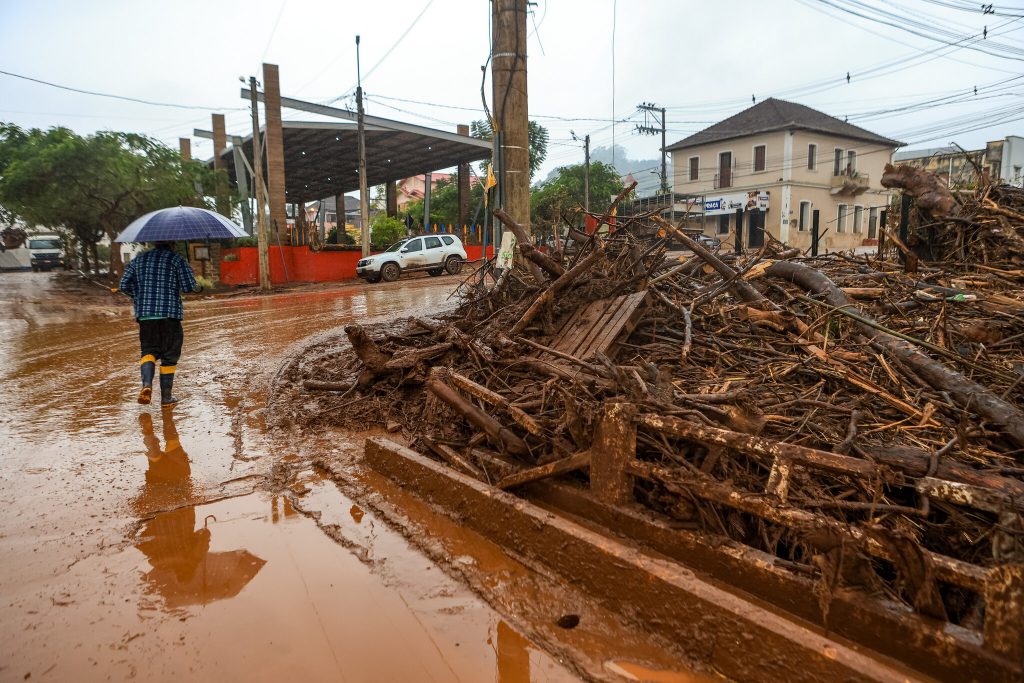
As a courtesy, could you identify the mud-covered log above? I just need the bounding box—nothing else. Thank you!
[426,377,529,457]
[344,324,392,372]
[765,259,1024,449]
[591,402,637,505]
[652,216,764,304]
[639,413,878,478]
[871,445,1024,499]
[983,564,1024,660]
[384,342,453,369]
[519,242,565,277]
[437,368,544,436]
[303,379,354,392]
[495,450,591,490]
[880,163,957,217]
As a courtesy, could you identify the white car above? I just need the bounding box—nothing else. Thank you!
[356,234,468,283]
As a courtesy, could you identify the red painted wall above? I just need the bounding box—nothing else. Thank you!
[219,245,495,286]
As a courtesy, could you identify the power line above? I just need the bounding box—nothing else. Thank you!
[0,69,244,111]
[313,0,437,103]
[261,0,289,60]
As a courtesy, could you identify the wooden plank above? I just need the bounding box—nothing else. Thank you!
[573,301,624,359]
[578,291,648,360]
[552,298,609,357]
[568,295,630,358]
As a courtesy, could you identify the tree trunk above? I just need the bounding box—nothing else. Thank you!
[108,239,123,281]
[80,240,91,273]
[91,241,100,275]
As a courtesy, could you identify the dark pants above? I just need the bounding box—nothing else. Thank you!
[138,319,184,369]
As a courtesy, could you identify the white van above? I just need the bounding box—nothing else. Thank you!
[28,233,68,272]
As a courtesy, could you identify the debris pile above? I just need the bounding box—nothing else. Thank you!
[883,163,1024,265]
[272,176,1024,630]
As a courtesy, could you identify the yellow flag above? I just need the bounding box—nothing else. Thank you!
[484,163,497,207]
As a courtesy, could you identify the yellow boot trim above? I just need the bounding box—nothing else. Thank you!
[140,354,156,365]
[160,365,177,375]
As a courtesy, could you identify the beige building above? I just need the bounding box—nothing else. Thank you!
[667,98,903,252]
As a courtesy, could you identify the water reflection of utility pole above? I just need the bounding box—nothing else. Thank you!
[496,621,530,683]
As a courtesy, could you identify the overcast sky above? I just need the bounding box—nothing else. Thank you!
[1,0,1022,186]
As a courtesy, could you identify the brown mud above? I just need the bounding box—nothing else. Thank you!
[0,270,708,682]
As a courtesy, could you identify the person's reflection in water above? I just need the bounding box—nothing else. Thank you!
[133,411,265,610]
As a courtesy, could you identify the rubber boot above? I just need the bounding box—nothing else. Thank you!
[138,355,156,404]
[159,367,179,407]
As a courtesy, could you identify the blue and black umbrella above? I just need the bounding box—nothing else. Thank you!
[114,206,248,243]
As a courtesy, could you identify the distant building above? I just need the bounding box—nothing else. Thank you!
[893,146,984,187]
[894,136,1023,188]
[667,98,903,252]
[396,173,480,212]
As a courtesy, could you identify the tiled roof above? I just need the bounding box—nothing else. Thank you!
[666,98,903,151]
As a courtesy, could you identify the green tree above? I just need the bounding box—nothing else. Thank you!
[404,176,485,229]
[531,161,625,226]
[370,213,406,246]
[470,119,548,179]
[0,123,224,278]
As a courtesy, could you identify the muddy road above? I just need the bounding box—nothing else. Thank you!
[0,272,707,683]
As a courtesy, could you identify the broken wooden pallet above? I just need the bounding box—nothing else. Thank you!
[540,290,648,361]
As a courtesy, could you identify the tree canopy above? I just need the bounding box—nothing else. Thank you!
[531,161,624,226]
[370,213,406,246]
[470,119,549,179]
[0,123,226,276]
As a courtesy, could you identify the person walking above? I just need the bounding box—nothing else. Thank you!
[119,242,202,406]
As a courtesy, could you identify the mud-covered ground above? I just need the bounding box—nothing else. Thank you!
[0,271,709,683]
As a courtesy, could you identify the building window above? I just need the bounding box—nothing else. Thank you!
[718,152,732,188]
[753,145,766,172]
[807,144,817,170]
[833,148,843,176]
[868,207,878,239]
[837,204,848,233]
[717,214,730,235]
[798,201,811,232]
[853,205,863,233]
[689,156,699,181]
[846,150,857,176]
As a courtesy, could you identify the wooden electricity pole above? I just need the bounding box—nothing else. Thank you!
[248,77,272,291]
[356,35,370,257]
[491,0,530,235]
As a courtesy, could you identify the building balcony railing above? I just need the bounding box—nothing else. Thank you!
[714,172,732,189]
[830,172,869,196]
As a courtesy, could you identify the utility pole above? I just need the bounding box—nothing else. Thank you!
[423,172,432,231]
[572,130,591,214]
[636,102,668,194]
[356,35,370,257]
[248,76,271,291]
[491,0,530,235]
[584,134,590,214]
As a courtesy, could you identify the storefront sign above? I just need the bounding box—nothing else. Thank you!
[704,191,770,216]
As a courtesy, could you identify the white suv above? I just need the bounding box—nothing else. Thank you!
[356,234,468,283]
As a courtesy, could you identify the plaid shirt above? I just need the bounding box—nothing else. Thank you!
[119,248,198,320]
